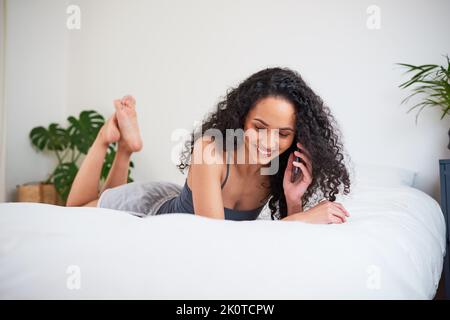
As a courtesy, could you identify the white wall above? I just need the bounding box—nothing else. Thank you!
[4,0,450,201]
[0,0,5,201]
[4,0,68,201]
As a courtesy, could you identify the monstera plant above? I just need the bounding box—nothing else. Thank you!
[29,110,133,203]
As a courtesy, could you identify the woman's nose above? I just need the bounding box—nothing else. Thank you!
[259,130,279,150]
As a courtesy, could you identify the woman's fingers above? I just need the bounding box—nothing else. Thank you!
[284,152,295,182]
[292,161,312,184]
[294,150,313,173]
[331,207,346,223]
[334,202,350,217]
[286,152,294,172]
[329,216,343,224]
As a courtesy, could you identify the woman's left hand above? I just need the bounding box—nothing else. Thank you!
[283,142,313,203]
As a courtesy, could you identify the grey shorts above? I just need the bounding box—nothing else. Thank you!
[97,180,183,218]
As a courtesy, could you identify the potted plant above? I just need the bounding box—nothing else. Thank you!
[397,54,450,148]
[19,110,134,205]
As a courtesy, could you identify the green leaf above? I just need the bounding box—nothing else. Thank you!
[398,65,439,88]
[47,123,70,151]
[29,126,49,151]
[29,123,69,152]
[67,110,105,154]
[52,162,79,202]
[398,56,450,122]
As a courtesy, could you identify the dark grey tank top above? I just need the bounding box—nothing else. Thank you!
[156,153,267,221]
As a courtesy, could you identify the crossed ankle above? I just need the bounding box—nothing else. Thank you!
[117,141,141,155]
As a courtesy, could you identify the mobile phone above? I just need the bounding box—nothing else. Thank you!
[291,147,304,183]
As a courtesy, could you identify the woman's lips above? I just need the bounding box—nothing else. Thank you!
[254,144,272,157]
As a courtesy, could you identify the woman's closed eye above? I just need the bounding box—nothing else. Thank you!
[255,126,290,137]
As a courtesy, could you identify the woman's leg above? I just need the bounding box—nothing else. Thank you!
[100,141,133,192]
[66,114,120,207]
[66,95,143,207]
[101,96,142,192]
[100,96,143,192]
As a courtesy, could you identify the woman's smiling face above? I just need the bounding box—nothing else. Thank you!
[243,96,297,164]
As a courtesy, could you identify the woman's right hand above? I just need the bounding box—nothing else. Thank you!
[289,200,350,224]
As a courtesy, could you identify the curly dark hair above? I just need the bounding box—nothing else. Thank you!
[177,67,351,220]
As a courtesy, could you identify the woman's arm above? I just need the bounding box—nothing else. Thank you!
[286,198,303,215]
[282,200,350,223]
[189,137,226,220]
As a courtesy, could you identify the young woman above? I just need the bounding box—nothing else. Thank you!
[67,67,351,223]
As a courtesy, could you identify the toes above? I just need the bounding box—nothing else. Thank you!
[114,99,123,111]
[121,95,129,103]
[122,95,136,108]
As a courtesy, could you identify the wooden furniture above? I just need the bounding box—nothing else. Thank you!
[16,182,63,205]
[439,159,450,299]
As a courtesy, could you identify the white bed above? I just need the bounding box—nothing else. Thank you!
[0,163,446,299]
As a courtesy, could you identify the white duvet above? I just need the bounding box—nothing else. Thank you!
[0,184,446,299]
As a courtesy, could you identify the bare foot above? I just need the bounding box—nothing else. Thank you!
[114,95,143,152]
[99,113,120,145]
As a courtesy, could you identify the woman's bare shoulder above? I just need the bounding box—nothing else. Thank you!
[188,136,227,218]
[191,136,226,165]
[187,136,226,186]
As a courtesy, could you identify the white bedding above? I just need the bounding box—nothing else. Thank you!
[0,184,446,299]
